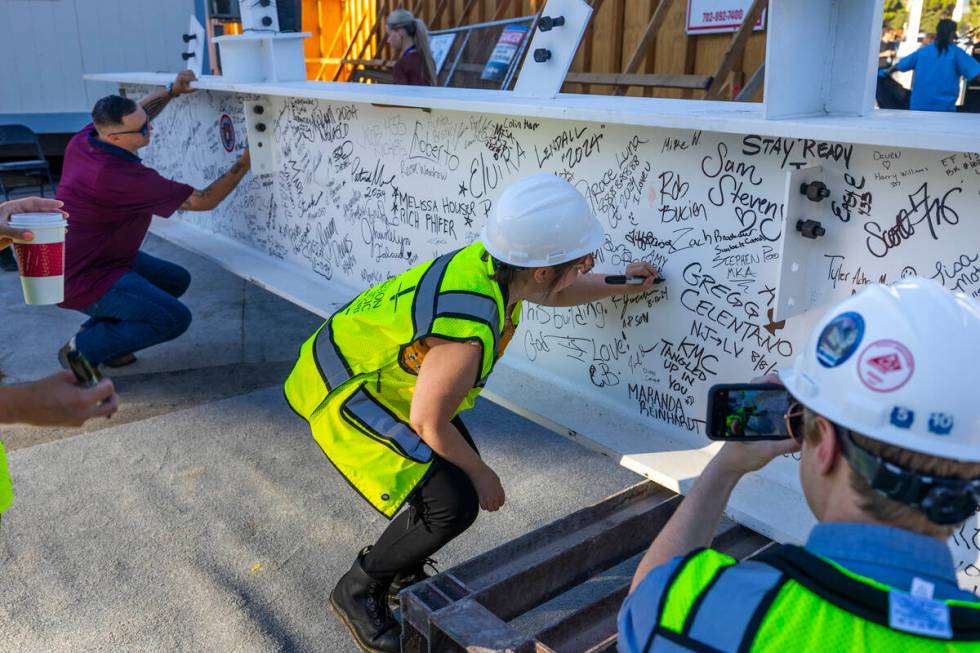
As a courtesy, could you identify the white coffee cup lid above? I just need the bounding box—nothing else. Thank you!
[9,212,66,227]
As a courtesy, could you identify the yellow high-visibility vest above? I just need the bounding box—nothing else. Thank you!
[639,545,980,652]
[285,242,520,517]
[0,440,13,514]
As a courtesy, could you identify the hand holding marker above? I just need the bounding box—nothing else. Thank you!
[605,259,665,287]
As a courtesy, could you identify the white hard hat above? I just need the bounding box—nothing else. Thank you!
[481,173,604,267]
[780,277,980,462]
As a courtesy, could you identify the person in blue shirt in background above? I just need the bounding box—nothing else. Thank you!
[887,19,980,111]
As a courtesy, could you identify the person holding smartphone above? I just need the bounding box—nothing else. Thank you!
[620,278,980,652]
[0,196,119,522]
[0,369,117,523]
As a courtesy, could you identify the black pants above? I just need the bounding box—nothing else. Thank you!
[362,416,480,582]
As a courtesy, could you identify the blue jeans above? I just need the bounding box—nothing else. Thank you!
[74,252,192,365]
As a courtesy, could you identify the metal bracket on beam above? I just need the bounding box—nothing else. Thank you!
[764,0,884,118]
[243,100,275,176]
[513,0,592,99]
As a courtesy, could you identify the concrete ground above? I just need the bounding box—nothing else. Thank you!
[0,234,640,652]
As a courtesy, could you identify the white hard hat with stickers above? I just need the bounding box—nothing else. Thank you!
[481,173,604,268]
[780,277,980,524]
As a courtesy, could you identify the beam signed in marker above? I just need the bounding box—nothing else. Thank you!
[604,275,665,285]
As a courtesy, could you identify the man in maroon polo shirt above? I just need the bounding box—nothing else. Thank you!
[57,70,250,368]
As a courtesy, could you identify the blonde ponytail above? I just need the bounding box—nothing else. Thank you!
[411,19,438,86]
[386,9,438,86]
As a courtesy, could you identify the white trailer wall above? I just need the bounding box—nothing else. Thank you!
[0,0,195,131]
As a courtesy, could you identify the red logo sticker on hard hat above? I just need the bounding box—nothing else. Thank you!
[816,311,864,368]
[857,340,914,393]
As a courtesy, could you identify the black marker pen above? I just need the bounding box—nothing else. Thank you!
[604,275,666,285]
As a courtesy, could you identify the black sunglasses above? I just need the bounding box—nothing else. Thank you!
[111,118,149,138]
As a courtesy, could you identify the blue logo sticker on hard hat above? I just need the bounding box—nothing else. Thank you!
[890,407,914,429]
[816,311,865,368]
[219,114,235,152]
[928,413,954,436]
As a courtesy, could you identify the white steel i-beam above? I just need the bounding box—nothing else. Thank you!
[764,0,885,119]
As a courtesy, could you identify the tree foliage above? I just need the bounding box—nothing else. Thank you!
[883,1,980,34]
[884,0,909,30]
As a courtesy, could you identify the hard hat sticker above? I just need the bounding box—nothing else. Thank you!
[816,311,865,368]
[890,406,915,429]
[858,340,915,393]
[928,413,954,435]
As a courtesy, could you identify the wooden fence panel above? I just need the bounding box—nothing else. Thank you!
[653,0,691,99]
[308,0,767,99]
[620,0,655,97]
[588,0,625,95]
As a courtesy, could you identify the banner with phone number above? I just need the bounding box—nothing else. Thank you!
[686,0,767,34]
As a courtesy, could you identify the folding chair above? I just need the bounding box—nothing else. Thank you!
[0,124,55,201]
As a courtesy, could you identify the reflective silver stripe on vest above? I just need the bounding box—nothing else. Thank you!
[412,250,457,336]
[344,387,433,463]
[437,291,501,385]
[437,291,501,341]
[313,318,353,390]
[685,561,784,651]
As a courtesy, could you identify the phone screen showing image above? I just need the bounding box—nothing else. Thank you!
[707,384,791,440]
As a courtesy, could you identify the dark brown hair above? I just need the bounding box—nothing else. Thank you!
[91,95,138,128]
[482,251,585,294]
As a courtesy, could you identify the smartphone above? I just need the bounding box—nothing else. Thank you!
[706,383,791,441]
[64,349,102,388]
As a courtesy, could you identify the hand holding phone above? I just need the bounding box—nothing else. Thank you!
[706,383,791,441]
[64,349,102,388]
[8,371,118,427]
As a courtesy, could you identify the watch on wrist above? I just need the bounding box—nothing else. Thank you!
[167,82,177,97]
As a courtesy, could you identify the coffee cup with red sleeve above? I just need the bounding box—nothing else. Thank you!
[10,212,67,305]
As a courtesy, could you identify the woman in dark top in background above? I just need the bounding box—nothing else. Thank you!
[385,9,437,86]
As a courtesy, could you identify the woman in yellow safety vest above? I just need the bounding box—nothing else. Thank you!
[285,173,660,653]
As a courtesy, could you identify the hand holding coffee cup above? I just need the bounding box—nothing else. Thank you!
[0,221,33,251]
[1,199,68,305]
[0,197,67,251]
[9,213,67,305]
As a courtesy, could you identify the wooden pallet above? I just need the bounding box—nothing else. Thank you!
[400,481,771,653]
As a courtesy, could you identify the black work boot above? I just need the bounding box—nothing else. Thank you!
[330,551,401,653]
[388,557,438,609]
